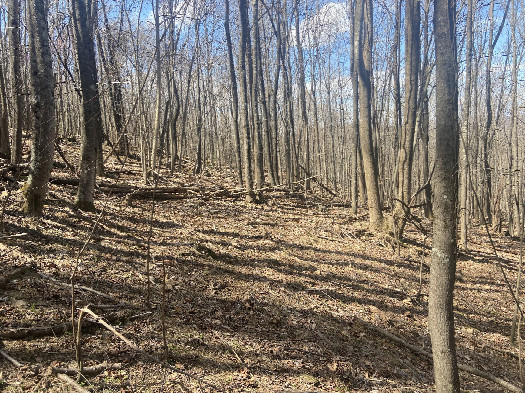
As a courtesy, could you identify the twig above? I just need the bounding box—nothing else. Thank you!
[80,307,226,392]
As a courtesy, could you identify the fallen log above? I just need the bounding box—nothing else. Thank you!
[0,313,124,340]
[51,362,122,377]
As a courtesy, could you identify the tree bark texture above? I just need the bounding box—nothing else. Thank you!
[23,0,56,215]
[72,0,104,211]
[8,0,24,165]
[429,0,460,391]
[355,0,383,231]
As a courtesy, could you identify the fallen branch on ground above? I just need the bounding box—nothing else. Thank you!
[55,373,90,393]
[51,362,122,377]
[355,316,522,392]
[0,348,23,367]
[37,272,135,308]
[80,307,226,392]
[0,312,124,340]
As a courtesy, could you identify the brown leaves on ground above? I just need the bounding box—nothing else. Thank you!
[0,155,522,392]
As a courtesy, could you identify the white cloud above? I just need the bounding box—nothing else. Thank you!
[299,2,351,49]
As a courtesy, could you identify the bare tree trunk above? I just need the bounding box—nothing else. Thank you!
[394,0,420,239]
[225,0,243,187]
[294,0,310,192]
[459,0,473,250]
[0,52,9,159]
[238,0,256,202]
[251,0,265,198]
[355,0,383,231]
[350,0,359,215]
[509,0,519,237]
[420,0,432,219]
[72,0,104,211]
[429,0,460,390]
[8,0,24,165]
[150,0,162,177]
[23,0,56,215]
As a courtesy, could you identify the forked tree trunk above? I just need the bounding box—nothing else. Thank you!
[23,0,56,215]
[429,0,460,391]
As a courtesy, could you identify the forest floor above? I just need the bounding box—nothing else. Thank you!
[0,143,523,392]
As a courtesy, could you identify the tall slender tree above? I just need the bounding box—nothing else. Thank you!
[23,0,56,215]
[8,0,24,164]
[224,0,243,188]
[393,0,420,239]
[72,0,104,211]
[0,46,9,159]
[428,0,460,390]
[459,0,473,250]
[238,0,256,202]
[355,0,383,230]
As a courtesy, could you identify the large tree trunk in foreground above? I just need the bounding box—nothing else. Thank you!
[429,0,460,391]
[23,0,56,215]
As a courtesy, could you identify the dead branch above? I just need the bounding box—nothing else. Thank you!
[0,348,23,367]
[0,312,124,340]
[55,373,91,393]
[51,362,122,377]
[37,272,134,308]
[80,307,226,392]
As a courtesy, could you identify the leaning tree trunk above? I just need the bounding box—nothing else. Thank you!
[429,0,460,391]
[355,0,383,231]
[23,0,56,215]
[72,0,104,211]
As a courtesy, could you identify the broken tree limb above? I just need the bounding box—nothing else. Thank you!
[55,373,91,393]
[357,318,522,392]
[37,272,135,308]
[51,362,122,377]
[0,312,124,340]
[0,348,23,367]
[297,163,337,196]
[80,307,226,392]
